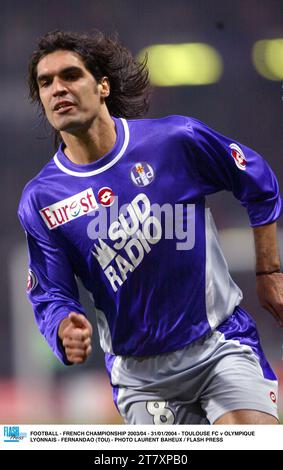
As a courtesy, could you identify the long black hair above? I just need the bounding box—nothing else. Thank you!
[28,29,151,146]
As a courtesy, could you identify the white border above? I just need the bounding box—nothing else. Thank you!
[2,424,283,450]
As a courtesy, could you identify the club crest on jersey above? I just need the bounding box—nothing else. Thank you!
[130,162,155,187]
[40,188,98,230]
[27,269,38,293]
[98,187,115,207]
[229,143,247,170]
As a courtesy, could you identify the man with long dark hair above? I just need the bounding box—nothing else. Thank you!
[19,30,282,424]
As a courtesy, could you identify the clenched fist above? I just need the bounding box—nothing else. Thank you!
[58,312,93,364]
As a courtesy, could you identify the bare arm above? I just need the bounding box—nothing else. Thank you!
[253,222,281,273]
[253,222,283,327]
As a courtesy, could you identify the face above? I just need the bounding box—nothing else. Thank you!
[36,50,109,133]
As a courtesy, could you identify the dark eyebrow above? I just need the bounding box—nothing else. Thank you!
[37,66,84,83]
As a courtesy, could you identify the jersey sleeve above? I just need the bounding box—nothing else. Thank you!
[187,118,282,227]
[18,193,86,365]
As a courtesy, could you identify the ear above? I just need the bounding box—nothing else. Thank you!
[98,76,110,98]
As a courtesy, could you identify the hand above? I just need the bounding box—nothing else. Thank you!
[58,312,93,364]
[256,272,283,327]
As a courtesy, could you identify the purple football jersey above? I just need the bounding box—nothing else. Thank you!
[18,115,282,363]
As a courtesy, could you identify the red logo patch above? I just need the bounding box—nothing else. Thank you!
[229,143,247,170]
[270,391,276,403]
[27,269,38,293]
[98,187,115,207]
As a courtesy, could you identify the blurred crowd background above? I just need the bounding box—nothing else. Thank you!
[1,0,282,424]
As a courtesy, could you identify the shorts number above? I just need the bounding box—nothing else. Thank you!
[146,400,175,424]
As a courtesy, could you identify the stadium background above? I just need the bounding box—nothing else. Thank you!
[1,0,282,424]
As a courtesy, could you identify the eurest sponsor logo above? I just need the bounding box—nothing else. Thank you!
[40,188,98,230]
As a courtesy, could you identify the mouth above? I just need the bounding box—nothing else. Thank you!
[53,101,75,114]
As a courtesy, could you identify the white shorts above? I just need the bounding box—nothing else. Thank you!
[107,307,278,424]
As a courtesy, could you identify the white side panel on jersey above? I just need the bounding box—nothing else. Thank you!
[205,208,243,329]
[95,307,114,354]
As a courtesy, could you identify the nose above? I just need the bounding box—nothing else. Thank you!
[51,77,68,97]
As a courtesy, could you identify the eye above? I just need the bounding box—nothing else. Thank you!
[64,72,80,81]
[39,79,51,88]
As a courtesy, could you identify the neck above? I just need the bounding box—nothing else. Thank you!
[60,110,117,165]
